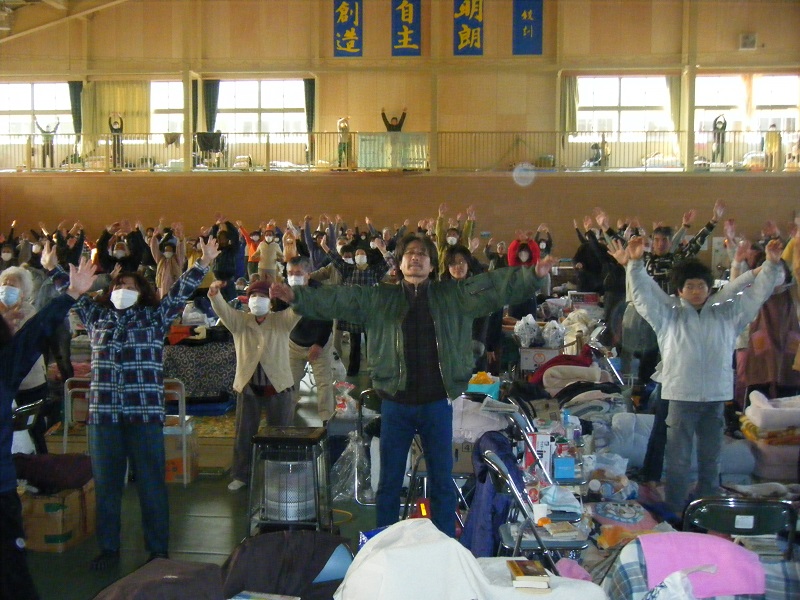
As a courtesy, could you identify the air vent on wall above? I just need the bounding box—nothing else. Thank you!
[739,33,758,51]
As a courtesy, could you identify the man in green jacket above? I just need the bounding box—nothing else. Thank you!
[270,233,555,536]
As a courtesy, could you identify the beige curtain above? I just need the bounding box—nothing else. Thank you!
[667,76,681,132]
[82,81,151,138]
[560,76,579,132]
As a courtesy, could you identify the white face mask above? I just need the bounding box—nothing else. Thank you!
[518,252,531,262]
[343,257,355,265]
[162,251,174,259]
[264,236,274,243]
[110,288,139,310]
[354,255,368,266]
[1,252,13,262]
[446,236,458,246]
[248,296,270,316]
[250,235,260,242]
[287,275,305,287]
[32,244,42,254]
[0,285,21,306]
[369,241,377,249]
[113,250,127,259]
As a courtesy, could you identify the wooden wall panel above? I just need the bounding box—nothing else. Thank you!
[2,172,797,263]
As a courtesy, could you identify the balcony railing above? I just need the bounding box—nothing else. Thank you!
[0,130,797,173]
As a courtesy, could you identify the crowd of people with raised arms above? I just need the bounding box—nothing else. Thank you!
[0,201,798,598]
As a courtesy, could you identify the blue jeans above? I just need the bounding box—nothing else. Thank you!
[377,399,456,537]
[664,400,725,515]
[641,383,667,482]
[89,423,169,554]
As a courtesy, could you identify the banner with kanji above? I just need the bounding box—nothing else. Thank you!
[334,0,363,57]
[392,0,421,56]
[512,0,543,55]
[453,0,483,56]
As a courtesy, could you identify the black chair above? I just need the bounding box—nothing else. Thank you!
[12,399,46,434]
[683,496,797,560]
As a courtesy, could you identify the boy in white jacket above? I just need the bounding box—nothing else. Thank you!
[611,236,784,516]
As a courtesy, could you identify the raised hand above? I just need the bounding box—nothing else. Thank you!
[733,239,749,263]
[535,255,557,278]
[607,239,628,266]
[198,236,220,267]
[682,209,697,226]
[207,280,225,298]
[712,200,725,222]
[627,236,645,261]
[765,239,783,264]
[40,240,58,270]
[270,282,295,303]
[67,257,98,299]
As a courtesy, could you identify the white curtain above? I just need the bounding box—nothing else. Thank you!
[82,81,151,138]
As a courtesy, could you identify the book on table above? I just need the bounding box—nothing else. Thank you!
[507,559,551,589]
[541,520,581,540]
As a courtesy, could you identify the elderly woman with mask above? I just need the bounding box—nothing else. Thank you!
[0,267,52,454]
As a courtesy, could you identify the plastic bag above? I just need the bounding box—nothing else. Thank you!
[513,315,541,348]
[330,431,372,502]
[334,381,358,417]
[542,319,566,349]
[643,566,716,600]
[331,352,347,382]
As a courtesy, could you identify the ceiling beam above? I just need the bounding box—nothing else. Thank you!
[0,0,130,45]
[41,0,68,10]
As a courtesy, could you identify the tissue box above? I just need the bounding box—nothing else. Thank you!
[466,375,501,399]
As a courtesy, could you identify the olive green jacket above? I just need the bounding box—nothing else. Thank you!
[292,266,544,399]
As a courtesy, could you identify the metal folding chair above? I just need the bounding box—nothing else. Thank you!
[483,450,589,575]
[683,496,797,560]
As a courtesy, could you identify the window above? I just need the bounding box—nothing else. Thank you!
[215,79,306,141]
[694,74,799,133]
[753,75,798,133]
[575,76,673,141]
[150,81,184,133]
[0,82,74,142]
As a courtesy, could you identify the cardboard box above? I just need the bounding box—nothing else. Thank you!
[21,479,96,553]
[164,422,199,484]
[411,441,475,475]
[519,347,561,372]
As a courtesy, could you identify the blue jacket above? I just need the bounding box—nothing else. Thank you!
[1,295,76,493]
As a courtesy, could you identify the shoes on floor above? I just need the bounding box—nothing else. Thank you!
[90,549,120,571]
[227,479,247,492]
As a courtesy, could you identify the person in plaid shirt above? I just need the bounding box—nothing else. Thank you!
[45,236,219,571]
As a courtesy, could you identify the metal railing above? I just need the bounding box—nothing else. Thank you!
[0,129,796,173]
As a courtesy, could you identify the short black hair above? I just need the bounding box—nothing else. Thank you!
[670,258,713,291]
[653,226,673,238]
[394,233,438,279]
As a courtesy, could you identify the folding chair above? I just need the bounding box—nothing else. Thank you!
[683,496,797,560]
[12,399,46,434]
[63,376,91,452]
[483,450,589,575]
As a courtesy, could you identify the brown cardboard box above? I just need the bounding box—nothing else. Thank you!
[21,479,96,553]
[411,441,475,475]
[164,424,199,484]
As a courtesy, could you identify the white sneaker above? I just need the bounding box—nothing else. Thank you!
[227,479,246,492]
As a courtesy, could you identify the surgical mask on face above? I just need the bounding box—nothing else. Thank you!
[369,242,377,249]
[32,244,42,254]
[0,285,21,306]
[250,235,260,242]
[355,255,367,266]
[248,296,270,316]
[287,275,305,287]
[110,288,139,310]
[518,251,530,262]
[162,251,174,259]
[113,250,127,259]
[343,257,355,265]
[265,236,274,243]
[446,236,458,246]
[1,252,13,262]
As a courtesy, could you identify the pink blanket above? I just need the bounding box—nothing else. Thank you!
[638,532,765,598]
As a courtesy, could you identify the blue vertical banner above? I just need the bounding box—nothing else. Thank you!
[334,0,363,57]
[513,0,543,55]
[453,0,483,56]
[392,0,421,56]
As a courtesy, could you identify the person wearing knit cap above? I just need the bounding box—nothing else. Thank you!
[209,278,300,492]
